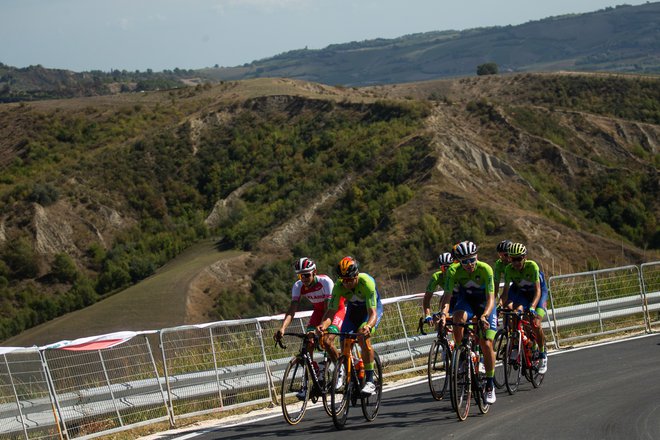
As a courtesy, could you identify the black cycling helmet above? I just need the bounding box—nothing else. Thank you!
[336,256,359,278]
[294,257,316,274]
[497,239,512,254]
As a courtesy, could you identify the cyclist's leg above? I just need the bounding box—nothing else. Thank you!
[361,300,383,387]
[452,296,472,344]
[322,307,345,361]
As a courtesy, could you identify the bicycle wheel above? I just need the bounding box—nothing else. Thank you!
[361,352,382,421]
[330,355,351,429]
[321,357,336,417]
[492,329,507,390]
[504,332,522,395]
[530,351,546,388]
[427,338,451,400]
[451,346,471,421]
[280,357,309,425]
[474,369,490,415]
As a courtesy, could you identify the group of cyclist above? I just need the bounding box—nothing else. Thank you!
[273,238,548,408]
[423,239,549,405]
[274,255,383,397]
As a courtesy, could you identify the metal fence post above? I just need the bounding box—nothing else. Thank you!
[40,351,69,440]
[159,331,177,428]
[255,320,276,405]
[593,273,604,334]
[3,353,30,440]
[143,336,172,426]
[98,349,123,427]
[395,302,416,368]
[209,327,225,409]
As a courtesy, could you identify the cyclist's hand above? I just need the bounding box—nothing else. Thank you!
[528,307,538,317]
[274,330,283,342]
[315,325,324,337]
[359,324,372,337]
[480,315,489,331]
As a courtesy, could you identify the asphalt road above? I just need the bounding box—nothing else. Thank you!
[147,334,660,440]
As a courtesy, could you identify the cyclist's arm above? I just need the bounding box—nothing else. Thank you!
[278,301,299,334]
[530,281,541,310]
[360,306,378,336]
[423,290,434,318]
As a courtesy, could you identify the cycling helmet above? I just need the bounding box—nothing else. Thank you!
[450,242,462,260]
[508,243,527,258]
[437,252,454,266]
[294,257,316,274]
[336,256,359,278]
[454,241,478,259]
[496,239,512,254]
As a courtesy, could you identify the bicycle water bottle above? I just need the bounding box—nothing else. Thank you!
[523,333,532,360]
[356,359,365,380]
[479,354,485,375]
[312,361,320,377]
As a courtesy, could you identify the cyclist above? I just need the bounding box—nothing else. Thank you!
[438,240,498,404]
[317,256,383,396]
[500,243,549,374]
[493,239,512,302]
[274,257,346,398]
[422,252,454,326]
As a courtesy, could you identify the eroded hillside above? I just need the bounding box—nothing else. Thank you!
[0,73,658,343]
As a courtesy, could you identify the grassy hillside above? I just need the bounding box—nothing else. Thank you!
[0,73,658,345]
[203,3,660,85]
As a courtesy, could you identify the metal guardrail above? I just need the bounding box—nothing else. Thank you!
[0,261,658,440]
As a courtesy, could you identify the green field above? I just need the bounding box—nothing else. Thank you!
[3,239,242,347]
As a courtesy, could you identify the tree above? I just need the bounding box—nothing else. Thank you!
[477,62,499,76]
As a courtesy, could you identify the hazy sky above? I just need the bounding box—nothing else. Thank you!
[1,0,652,72]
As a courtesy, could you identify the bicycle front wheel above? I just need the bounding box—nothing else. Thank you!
[451,346,471,421]
[321,356,335,417]
[361,352,383,421]
[280,357,309,425]
[505,333,522,395]
[530,352,545,388]
[330,355,351,429]
[427,338,451,400]
[493,329,507,390]
[474,370,490,415]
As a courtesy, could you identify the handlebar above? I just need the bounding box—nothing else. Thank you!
[274,332,318,350]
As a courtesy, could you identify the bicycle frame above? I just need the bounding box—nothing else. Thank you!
[330,332,382,429]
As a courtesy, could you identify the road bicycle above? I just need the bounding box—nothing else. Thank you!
[500,310,545,394]
[492,309,509,390]
[329,332,383,429]
[276,332,335,425]
[419,315,454,403]
[451,321,490,421]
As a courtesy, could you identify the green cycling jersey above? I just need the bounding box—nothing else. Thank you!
[504,260,540,297]
[329,272,378,309]
[445,261,495,299]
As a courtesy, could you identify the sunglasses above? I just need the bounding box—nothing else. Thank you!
[511,256,524,262]
[460,257,477,265]
[340,276,358,283]
[299,273,313,279]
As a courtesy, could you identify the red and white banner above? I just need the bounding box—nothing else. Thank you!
[42,330,156,351]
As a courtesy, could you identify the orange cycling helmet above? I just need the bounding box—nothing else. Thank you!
[337,256,359,278]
